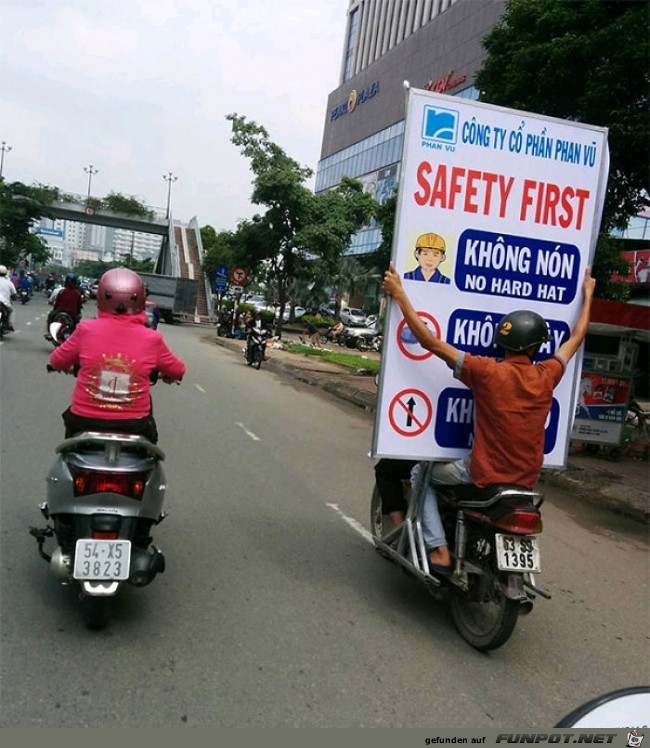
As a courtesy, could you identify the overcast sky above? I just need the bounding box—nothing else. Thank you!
[0,0,348,230]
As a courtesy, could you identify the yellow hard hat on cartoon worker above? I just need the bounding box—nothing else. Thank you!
[415,232,446,254]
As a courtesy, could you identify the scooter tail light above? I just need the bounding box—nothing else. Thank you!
[69,467,148,499]
[493,510,543,535]
[92,531,118,540]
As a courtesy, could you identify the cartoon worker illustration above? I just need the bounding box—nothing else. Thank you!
[404,232,451,284]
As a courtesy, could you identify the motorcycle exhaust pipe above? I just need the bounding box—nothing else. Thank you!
[129,546,165,587]
[50,547,72,581]
[519,599,534,616]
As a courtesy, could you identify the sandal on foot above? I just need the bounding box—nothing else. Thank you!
[428,560,453,576]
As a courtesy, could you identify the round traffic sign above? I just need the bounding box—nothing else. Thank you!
[230,267,248,284]
[388,388,433,437]
[396,312,441,361]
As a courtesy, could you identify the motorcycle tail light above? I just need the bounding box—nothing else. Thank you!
[92,531,118,540]
[493,509,543,535]
[70,467,148,499]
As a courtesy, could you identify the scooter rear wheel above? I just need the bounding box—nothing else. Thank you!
[80,594,113,630]
[449,570,519,651]
[254,348,263,370]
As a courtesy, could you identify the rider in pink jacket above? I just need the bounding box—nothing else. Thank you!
[49,267,186,443]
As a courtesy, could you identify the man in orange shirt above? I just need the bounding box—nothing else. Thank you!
[382,263,595,574]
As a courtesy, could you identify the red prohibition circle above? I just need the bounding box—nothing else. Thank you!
[396,312,441,360]
[231,267,248,284]
[388,388,433,437]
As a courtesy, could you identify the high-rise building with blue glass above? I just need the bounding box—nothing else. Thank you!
[316,0,505,257]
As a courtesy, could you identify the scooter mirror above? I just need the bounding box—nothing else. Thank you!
[555,687,650,728]
[49,321,62,340]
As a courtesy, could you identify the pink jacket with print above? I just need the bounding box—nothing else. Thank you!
[49,311,186,420]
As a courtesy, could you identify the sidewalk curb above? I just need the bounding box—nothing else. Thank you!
[539,469,649,524]
[266,360,378,412]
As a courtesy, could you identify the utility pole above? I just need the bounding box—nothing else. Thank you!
[0,141,13,179]
[163,172,178,219]
[83,164,98,199]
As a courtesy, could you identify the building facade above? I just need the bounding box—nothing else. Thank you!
[34,217,162,269]
[316,0,505,257]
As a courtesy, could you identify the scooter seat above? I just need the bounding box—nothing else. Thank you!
[437,483,542,509]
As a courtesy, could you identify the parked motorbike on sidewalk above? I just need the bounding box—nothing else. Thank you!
[244,327,269,369]
[370,461,549,650]
[29,371,178,629]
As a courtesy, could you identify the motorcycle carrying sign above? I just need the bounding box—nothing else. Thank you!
[373,88,609,466]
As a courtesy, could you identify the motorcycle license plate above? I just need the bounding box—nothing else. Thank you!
[73,540,131,581]
[495,534,541,573]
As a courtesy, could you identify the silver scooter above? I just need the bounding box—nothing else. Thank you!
[30,428,169,629]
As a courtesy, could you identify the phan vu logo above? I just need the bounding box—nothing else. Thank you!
[421,104,459,149]
[627,731,644,748]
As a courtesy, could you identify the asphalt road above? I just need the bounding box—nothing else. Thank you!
[1,295,648,728]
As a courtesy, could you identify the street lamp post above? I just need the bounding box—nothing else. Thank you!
[0,141,13,179]
[163,172,178,219]
[83,164,98,200]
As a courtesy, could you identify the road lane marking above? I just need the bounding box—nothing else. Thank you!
[326,503,373,544]
[194,383,206,393]
[236,422,261,441]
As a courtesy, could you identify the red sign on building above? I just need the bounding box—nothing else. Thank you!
[424,70,467,94]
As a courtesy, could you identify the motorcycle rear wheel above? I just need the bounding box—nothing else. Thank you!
[449,570,519,651]
[80,594,113,630]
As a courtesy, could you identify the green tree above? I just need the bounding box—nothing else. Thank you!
[227,114,374,333]
[474,0,649,297]
[103,192,154,219]
[329,255,377,310]
[200,226,240,286]
[73,259,114,279]
[119,255,154,272]
[370,186,398,271]
[0,180,52,268]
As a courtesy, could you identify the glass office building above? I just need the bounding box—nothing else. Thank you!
[315,0,505,257]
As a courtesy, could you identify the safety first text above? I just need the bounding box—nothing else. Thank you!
[413,162,590,231]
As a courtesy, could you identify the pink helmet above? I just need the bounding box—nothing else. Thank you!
[97,267,145,314]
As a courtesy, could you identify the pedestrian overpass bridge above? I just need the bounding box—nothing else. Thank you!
[44,197,212,320]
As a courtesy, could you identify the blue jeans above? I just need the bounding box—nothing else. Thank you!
[411,457,472,549]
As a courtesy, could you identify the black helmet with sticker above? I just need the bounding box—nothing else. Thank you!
[493,310,549,353]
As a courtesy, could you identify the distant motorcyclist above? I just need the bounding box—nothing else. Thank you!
[45,274,83,339]
[244,310,267,360]
[18,270,33,296]
[48,267,186,443]
[0,265,18,331]
[44,274,56,294]
[144,285,161,330]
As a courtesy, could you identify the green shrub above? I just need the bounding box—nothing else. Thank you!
[302,314,332,329]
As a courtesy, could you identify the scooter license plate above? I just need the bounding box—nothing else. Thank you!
[73,540,131,581]
[495,534,541,573]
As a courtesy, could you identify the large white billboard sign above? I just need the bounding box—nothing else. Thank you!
[373,88,609,467]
